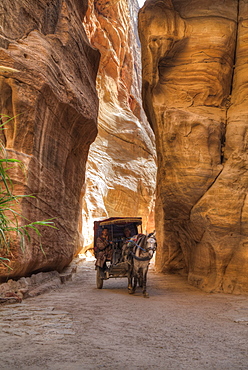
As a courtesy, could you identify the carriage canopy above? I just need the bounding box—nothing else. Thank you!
[93,217,142,251]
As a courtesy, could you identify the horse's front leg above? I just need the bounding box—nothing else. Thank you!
[132,271,138,294]
[142,266,149,298]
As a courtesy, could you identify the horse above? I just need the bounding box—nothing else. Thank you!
[126,232,157,298]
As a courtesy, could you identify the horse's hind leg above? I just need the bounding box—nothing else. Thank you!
[128,270,133,294]
[142,267,149,298]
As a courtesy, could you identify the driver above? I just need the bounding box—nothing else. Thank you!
[123,227,132,239]
[121,227,133,261]
[95,228,113,268]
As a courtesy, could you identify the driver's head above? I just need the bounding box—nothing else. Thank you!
[102,228,109,237]
[124,227,131,237]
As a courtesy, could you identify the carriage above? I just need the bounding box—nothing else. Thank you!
[94,217,143,289]
[94,217,157,297]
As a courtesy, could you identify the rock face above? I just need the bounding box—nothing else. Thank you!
[139,0,248,293]
[82,0,157,250]
[0,0,100,277]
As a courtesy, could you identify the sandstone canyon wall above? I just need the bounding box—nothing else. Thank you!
[82,0,157,250]
[0,0,100,277]
[139,0,248,293]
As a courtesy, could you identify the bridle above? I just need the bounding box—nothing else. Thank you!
[146,236,157,253]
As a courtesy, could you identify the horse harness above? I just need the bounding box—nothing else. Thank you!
[127,234,157,262]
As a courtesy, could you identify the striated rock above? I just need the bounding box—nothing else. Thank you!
[0,271,61,303]
[0,258,80,303]
[82,0,157,250]
[0,0,100,277]
[139,0,248,292]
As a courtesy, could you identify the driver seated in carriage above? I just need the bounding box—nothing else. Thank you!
[121,227,134,261]
[95,228,113,268]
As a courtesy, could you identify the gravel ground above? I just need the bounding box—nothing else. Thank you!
[0,260,247,370]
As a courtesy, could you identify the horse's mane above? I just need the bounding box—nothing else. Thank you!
[132,234,147,256]
[138,234,147,250]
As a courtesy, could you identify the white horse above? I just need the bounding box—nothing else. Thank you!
[127,233,157,297]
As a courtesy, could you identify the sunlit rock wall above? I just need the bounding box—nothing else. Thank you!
[139,0,248,293]
[0,0,100,277]
[82,0,157,250]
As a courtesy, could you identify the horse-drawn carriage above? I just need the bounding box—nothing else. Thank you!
[94,217,156,297]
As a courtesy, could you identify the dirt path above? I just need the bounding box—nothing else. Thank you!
[0,260,247,370]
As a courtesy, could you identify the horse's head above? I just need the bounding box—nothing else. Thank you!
[146,234,157,258]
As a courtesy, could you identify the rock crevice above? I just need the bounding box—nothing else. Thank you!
[81,0,157,250]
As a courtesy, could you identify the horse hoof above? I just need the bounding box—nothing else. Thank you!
[143,292,149,298]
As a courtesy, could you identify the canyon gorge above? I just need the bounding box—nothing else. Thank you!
[0,0,156,279]
[0,0,248,294]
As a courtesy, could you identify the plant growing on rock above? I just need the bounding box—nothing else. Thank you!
[0,115,56,270]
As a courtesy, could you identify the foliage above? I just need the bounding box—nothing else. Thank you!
[0,115,56,270]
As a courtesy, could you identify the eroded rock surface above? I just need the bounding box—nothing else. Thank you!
[82,0,157,249]
[139,0,248,292]
[0,0,100,277]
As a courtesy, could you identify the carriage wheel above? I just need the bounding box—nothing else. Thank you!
[96,267,103,289]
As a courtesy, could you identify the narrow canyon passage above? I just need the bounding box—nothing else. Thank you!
[1,261,247,370]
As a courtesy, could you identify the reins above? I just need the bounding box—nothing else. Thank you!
[128,238,146,252]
